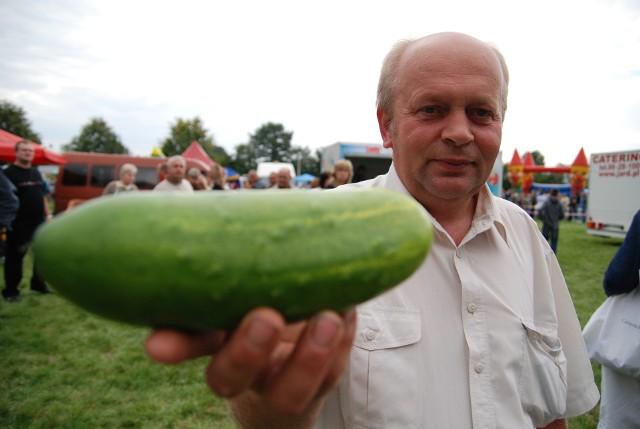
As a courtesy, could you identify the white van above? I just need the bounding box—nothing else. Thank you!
[586,149,640,238]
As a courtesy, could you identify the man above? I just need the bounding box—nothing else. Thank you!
[2,140,52,302]
[153,156,193,192]
[270,168,292,189]
[146,33,599,428]
[539,188,565,253]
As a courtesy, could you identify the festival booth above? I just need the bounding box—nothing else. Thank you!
[181,141,215,169]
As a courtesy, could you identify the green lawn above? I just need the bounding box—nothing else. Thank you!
[0,220,622,428]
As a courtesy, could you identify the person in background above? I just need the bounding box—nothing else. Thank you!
[332,159,354,187]
[568,195,579,221]
[0,168,19,261]
[153,156,193,192]
[597,209,640,429]
[245,169,265,189]
[539,188,565,254]
[156,163,168,182]
[270,168,292,189]
[0,168,18,230]
[145,32,598,428]
[102,163,139,195]
[186,168,210,191]
[319,171,335,189]
[209,165,227,191]
[2,140,52,302]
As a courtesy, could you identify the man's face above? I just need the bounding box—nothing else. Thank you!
[277,171,291,188]
[167,161,186,183]
[379,35,503,207]
[15,142,35,164]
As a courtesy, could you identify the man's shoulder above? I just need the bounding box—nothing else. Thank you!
[153,179,169,190]
[491,194,538,225]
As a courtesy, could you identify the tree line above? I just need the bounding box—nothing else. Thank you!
[0,99,321,176]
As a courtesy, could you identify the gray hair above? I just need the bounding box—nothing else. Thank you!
[187,167,201,178]
[376,35,510,121]
[167,155,186,167]
[119,163,138,178]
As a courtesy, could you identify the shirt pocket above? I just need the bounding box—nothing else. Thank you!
[340,307,422,429]
[518,320,568,427]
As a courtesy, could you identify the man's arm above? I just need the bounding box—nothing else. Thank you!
[44,196,51,219]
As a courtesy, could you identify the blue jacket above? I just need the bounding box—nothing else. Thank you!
[0,168,19,229]
[603,209,640,296]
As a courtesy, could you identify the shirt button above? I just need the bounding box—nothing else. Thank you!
[365,329,376,341]
[475,363,484,373]
[467,303,477,314]
[455,248,465,258]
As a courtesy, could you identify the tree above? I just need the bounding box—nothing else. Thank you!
[293,147,321,176]
[531,150,545,166]
[230,122,295,173]
[251,122,294,162]
[160,117,228,164]
[0,99,41,143]
[229,122,323,176]
[503,163,512,191]
[63,118,129,154]
[230,142,258,175]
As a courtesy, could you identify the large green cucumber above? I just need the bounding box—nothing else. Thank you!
[33,188,432,331]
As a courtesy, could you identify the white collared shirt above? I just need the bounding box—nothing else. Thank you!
[314,164,599,429]
[152,179,194,192]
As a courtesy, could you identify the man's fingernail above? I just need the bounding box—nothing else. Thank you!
[311,316,340,348]
[246,318,277,348]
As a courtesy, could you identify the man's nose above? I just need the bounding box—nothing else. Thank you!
[441,110,473,147]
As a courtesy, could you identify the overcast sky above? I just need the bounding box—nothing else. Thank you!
[1,0,639,166]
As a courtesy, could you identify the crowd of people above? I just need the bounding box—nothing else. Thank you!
[101,155,358,194]
[502,188,588,222]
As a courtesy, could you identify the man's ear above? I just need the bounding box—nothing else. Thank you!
[377,108,393,149]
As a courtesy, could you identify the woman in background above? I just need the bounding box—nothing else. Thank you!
[103,163,139,195]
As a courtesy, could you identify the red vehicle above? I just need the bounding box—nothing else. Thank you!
[54,152,209,212]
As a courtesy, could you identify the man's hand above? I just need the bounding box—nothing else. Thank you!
[145,307,357,427]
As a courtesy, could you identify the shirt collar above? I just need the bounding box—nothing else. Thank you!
[473,185,510,247]
[383,163,510,247]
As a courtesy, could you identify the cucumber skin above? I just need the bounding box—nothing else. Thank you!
[33,189,433,331]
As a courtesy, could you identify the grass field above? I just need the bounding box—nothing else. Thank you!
[0,220,623,428]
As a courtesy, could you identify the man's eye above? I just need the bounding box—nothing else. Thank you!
[421,106,438,114]
[473,108,492,117]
